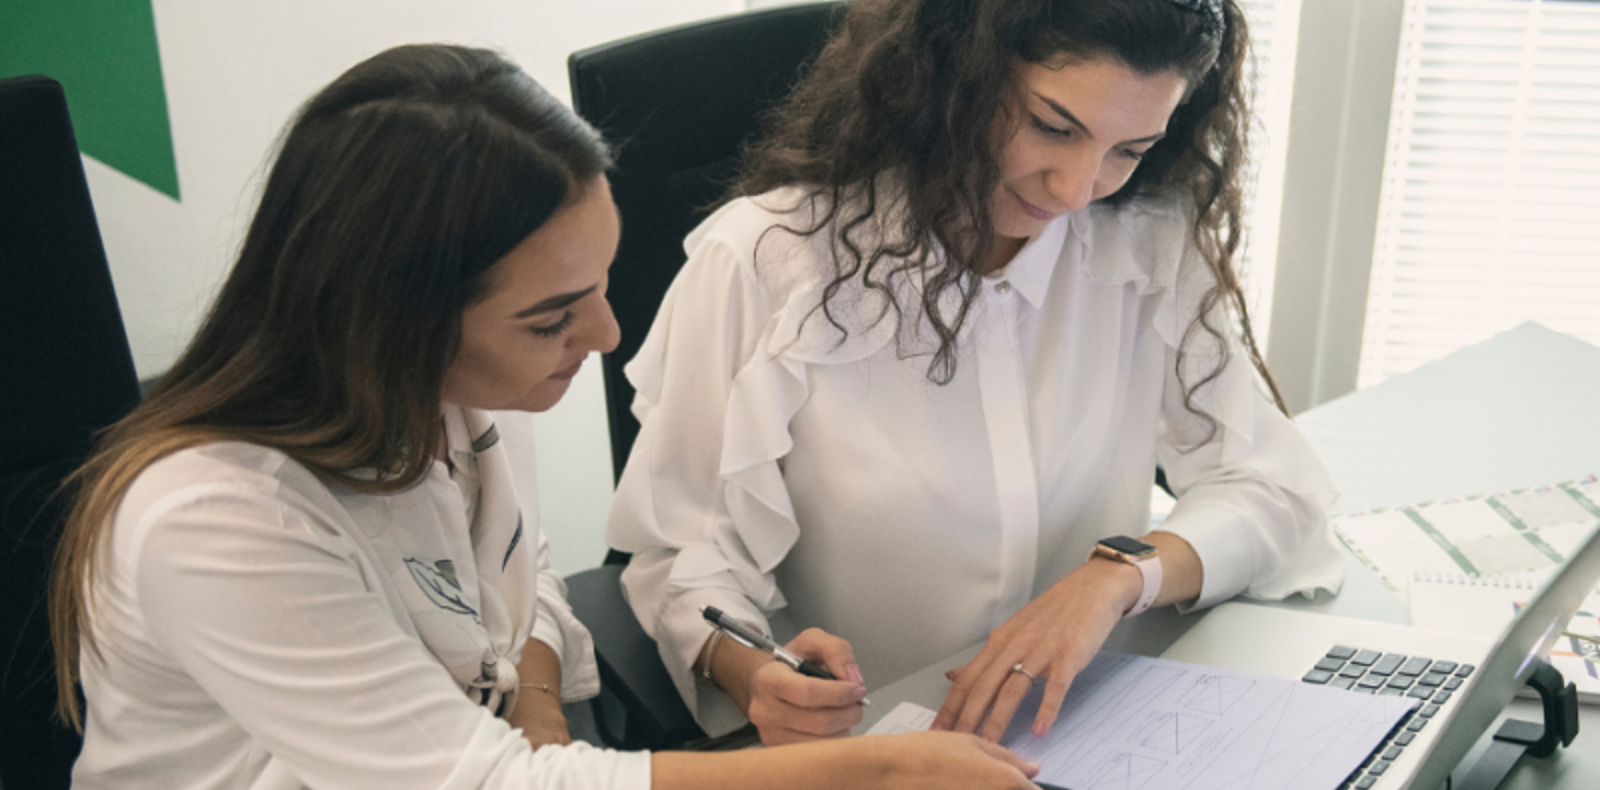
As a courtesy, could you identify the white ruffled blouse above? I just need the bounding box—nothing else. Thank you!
[606,188,1344,735]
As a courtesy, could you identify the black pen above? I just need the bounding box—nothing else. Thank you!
[700,605,871,705]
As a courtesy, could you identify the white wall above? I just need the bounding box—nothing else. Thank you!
[87,0,744,574]
[1265,0,1405,414]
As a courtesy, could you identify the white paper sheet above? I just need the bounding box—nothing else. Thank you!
[997,653,1415,790]
[863,700,939,736]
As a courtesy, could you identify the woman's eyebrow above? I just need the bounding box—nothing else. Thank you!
[1034,92,1167,145]
[513,285,596,318]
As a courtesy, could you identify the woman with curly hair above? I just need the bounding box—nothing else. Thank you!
[50,42,1040,790]
[609,0,1343,747]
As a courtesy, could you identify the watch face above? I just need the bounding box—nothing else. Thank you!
[1100,535,1156,557]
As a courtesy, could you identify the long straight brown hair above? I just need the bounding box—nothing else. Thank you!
[49,44,611,728]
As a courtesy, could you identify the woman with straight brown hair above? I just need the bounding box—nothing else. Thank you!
[50,42,1040,790]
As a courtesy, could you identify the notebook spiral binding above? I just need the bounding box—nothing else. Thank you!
[1412,569,1600,594]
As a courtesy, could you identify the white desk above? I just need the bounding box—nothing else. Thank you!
[858,322,1600,789]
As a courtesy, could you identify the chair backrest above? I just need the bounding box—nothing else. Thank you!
[568,1,845,485]
[0,75,142,790]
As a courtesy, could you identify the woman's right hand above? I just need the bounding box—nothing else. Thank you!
[651,728,1041,790]
[871,730,1042,790]
[712,627,868,744]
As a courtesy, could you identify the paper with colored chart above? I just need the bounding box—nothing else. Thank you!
[1334,475,1600,605]
[1409,570,1600,704]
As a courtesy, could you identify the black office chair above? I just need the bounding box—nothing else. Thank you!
[562,2,845,751]
[0,75,143,790]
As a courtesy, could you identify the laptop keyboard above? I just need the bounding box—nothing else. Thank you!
[1301,645,1476,789]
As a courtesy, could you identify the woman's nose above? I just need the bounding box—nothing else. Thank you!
[1044,150,1100,213]
[578,295,622,355]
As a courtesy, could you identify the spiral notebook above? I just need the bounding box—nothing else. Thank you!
[1409,570,1600,704]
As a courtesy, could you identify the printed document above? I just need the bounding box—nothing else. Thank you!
[868,652,1413,790]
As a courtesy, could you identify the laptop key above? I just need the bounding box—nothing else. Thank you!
[1369,761,1391,776]
[1351,649,1382,666]
[1380,687,1405,697]
[1357,775,1379,789]
[1407,686,1434,700]
[1421,703,1442,718]
[1418,672,1447,687]
[1444,677,1463,691]
[1371,654,1407,676]
[1433,661,1458,674]
[1331,676,1358,690]
[1456,664,1475,678]
[1303,669,1336,684]
[1387,674,1415,689]
[1399,657,1432,676]
[1341,664,1368,678]
[1433,690,1453,704]
[1329,645,1358,660]
[1316,656,1348,673]
[1396,732,1416,746]
[1358,676,1385,689]
[1408,717,1429,732]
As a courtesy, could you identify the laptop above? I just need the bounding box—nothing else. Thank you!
[1159,522,1600,790]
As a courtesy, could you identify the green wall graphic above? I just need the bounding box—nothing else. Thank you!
[0,0,180,200]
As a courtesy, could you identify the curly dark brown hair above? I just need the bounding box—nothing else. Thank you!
[735,0,1284,422]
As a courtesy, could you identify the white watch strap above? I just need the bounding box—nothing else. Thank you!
[1125,551,1162,617]
[1090,543,1163,617]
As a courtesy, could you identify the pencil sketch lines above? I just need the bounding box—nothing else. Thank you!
[1134,711,1214,754]
[1081,752,1165,790]
[1179,674,1254,716]
[1002,654,1412,790]
[1188,683,1381,789]
[1017,661,1188,769]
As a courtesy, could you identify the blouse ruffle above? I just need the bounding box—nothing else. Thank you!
[1076,197,1342,603]
[626,191,906,616]
[616,189,1342,729]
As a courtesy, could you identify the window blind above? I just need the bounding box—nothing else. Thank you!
[1361,0,1600,388]
[1239,0,1304,351]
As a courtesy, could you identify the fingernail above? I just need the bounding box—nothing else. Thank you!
[1033,721,1048,737]
[944,669,957,680]
[852,684,868,702]
[847,662,865,686]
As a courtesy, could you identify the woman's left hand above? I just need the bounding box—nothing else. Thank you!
[930,558,1143,742]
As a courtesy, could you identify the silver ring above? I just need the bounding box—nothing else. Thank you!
[1010,662,1038,684]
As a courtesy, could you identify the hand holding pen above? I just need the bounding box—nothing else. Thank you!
[700,605,871,744]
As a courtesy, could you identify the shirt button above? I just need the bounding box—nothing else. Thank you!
[995,280,1012,294]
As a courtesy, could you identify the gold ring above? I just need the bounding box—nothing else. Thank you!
[1010,662,1037,684]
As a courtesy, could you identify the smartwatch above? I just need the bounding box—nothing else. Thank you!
[1089,536,1162,617]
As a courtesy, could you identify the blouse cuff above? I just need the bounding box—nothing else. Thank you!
[534,583,601,703]
[659,588,768,737]
[1153,495,1257,612]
